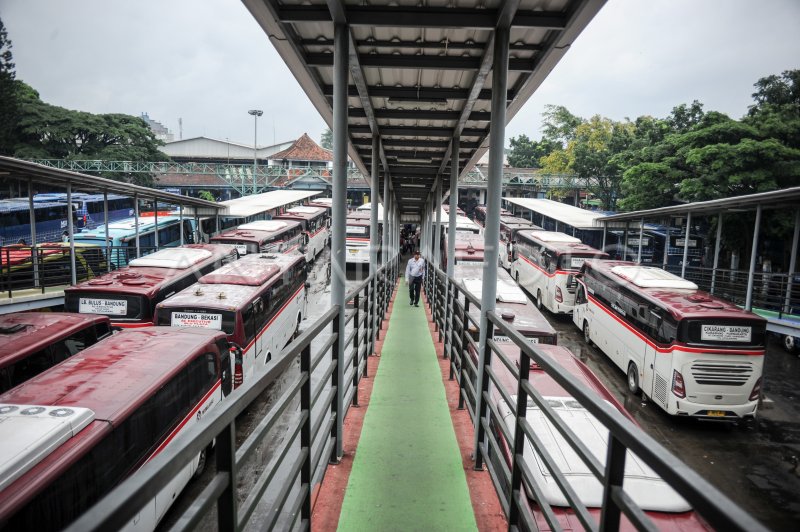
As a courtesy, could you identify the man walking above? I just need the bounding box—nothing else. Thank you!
[405,250,425,307]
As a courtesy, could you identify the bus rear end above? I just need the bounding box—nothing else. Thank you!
[345,221,371,264]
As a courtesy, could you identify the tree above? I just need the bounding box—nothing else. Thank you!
[198,190,215,202]
[321,128,332,150]
[507,134,558,167]
[541,104,583,147]
[0,17,18,155]
[11,81,167,186]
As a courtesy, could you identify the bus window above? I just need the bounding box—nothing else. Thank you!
[243,305,257,345]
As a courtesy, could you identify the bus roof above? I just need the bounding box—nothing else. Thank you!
[0,327,227,505]
[278,205,327,220]
[583,260,768,321]
[128,247,214,269]
[500,215,536,227]
[0,200,66,213]
[0,313,110,368]
[345,218,371,227]
[74,215,181,240]
[518,230,607,256]
[454,263,555,338]
[65,244,236,297]
[210,219,302,244]
[356,202,384,218]
[158,253,303,310]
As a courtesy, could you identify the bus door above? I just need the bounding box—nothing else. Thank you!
[643,309,668,408]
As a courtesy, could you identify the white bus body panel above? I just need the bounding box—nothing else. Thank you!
[511,257,576,314]
[305,227,328,262]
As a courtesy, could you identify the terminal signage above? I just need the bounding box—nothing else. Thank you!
[171,312,222,330]
[701,325,751,343]
[79,297,127,315]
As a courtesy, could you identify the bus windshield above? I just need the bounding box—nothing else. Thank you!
[346,225,369,238]
[558,254,600,271]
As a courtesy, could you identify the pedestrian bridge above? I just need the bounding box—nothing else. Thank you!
[67,256,763,532]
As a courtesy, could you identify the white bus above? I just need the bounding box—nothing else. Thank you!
[573,260,766,420]
[498,215,538,270]
[155,253,307,389]
[511,230,607,314]
[345,214,382,265]
[275,205,329,262]
[0,327,235,531]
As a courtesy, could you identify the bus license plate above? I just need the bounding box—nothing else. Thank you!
[349,249,358,254]
[707,410,725,417]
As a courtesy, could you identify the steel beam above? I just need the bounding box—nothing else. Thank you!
[28,180,39,287]
[745,205,762,311]
[681,212,691,279]
[711,214,723,294]
[382,174,390,262]
[785,210,800,314]
[67,183,77,285]
[447,136,459,279]
[350,125,487,137]
[370,135,380,275]
[322,84,511,101]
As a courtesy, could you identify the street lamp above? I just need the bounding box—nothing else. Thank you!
[248,109,263,195]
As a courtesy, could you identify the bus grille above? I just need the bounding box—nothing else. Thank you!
[654,374,668,405]
[691,361,754,386]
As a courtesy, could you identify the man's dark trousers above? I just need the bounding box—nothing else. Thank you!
[409,275,422,305]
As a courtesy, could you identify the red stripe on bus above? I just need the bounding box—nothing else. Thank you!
[586,293,764,356]
[242,285,305,353]
[346,238,370,242]
[148,381,222,461]
[518,255,574,278]
[111,321,154,329]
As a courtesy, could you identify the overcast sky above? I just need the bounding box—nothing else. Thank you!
[2,0,799,148]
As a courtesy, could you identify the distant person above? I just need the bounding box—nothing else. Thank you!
[405,250,425,307]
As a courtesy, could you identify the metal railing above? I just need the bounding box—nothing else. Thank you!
[0,245,171,298]
[667,265,800,319]
[422,259,767,532]
[65,254,400,532]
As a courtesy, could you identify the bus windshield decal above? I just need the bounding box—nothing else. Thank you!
[570,257,587,269]
[171,312,223,330]
[79,298,127,316]
[346,226,367,234]
[701,325,752,343]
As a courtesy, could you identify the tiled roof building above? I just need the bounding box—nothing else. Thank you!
[269,133,332,167]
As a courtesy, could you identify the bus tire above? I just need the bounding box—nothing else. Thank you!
[627,362,640,395]
[536,289,543,310]
[583,321,593,346]
[266,352,272,363]
[294,314,302,339]
[515,271,519,283]
[783,334,797,353]
[193,445,211,480]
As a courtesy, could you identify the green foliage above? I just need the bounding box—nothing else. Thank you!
[507,134,558,168]
[10,80,167,186]
[541,104,583,146]
[0,17,18,155]
[321,128,332,150]
[198,190,216,202]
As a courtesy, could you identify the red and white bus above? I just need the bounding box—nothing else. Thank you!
[498,215,538,270]
[573,260,766,420]
[442,231,485,270]
[511,230,608,314]
[454,262,557,346]
[275,205,329,262]
[209,219,304,256]
[0,326,235,531]
[487,343,707,530]
[474,204,512,226]
[155,252,307,389]
[0,312,112,393]
[345,216,381,265]
[64,244,238,328]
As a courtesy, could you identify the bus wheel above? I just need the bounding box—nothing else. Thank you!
[515,271,519,283]
[583,321,593,346]
[784,335,798,353]
[627,363,640,395]
[294,314,302,339]
[536,290,543,310]
[193,445,211,480]
[266,352,272,363]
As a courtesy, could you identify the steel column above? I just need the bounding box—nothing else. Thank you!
[448,136,459,279]
[602,222,607,250]
[28,180,39,287]
[784,210,800,314]
[330,23,349,461]
[104,191,110,272]
[370,136,380,353]
[637,217,644,263]
[434,184,443,267]
[662,217,670,270]
[681,212,692,278]
[179,205,184,245]
[710,214,723,294]
[382,175,389,259]
[474,24,509,465]
[745,205,762,311]
[134,193,140,259]
[67,183,77,285]
[154,200,159,251]
[622,222,629,261]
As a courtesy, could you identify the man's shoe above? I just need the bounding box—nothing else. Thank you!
[415,303,419,307]
[410,299,414,305]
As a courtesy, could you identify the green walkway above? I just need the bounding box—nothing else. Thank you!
[337,297,478,531]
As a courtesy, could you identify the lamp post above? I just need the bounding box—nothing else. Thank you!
[248,109,263,195]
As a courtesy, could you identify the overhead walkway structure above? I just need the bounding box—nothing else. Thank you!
[22,1,774,531]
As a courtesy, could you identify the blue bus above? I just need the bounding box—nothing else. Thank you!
[34,193,134,230]
[606,226,704,267]
[73,215,194,268]
[0,200,76,245]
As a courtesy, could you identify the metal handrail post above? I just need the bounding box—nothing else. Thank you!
[300,343,312,524]
[329,310,342,464]
[353,293,360,406]
[458,297,470,410]
[508,346,532,528]
[599,435,628,531]
[215,422,237,531]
